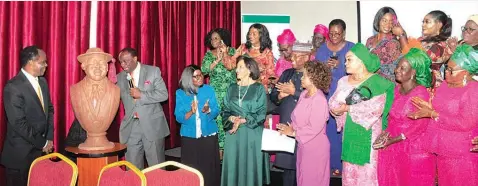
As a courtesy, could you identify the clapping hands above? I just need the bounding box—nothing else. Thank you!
[201,99,210,114]
[407,97,435,120]
[276,80,296,96]
[191,99,211,114]
[472,136,478,152]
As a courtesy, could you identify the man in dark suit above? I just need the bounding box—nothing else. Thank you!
[117,47,170,169]
[1,46,54,186]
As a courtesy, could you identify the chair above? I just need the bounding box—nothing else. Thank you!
[142,161,204,186]
[28,152,78,186]
[97,161,146,186]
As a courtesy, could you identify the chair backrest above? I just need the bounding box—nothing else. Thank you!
[97,161,146,186]
[142,161,204,186]
[28,152,78,186]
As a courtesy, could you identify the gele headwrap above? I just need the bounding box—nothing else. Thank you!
[404,48,432,87]
[277,29,296,45]
[350,43,380,73]
[313,24,329,41]
[451,44,478,75]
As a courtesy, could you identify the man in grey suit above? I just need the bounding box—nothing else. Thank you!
[117,47,170,169]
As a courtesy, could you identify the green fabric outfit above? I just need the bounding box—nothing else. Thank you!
[221,83,270,186]
[342,43,395,165]
[451,44,478,74]
[404,48,433,87]
[341,74,395,165]
[201,48,236,149]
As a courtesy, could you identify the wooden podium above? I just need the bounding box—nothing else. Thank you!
[66,143,127,186]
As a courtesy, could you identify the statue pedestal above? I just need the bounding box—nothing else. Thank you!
[65,143,126,186]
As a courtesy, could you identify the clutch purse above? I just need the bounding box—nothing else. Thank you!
[345,86,372,105]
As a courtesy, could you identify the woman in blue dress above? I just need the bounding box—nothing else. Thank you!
[315,19,355,176]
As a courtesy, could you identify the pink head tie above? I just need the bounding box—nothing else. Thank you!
[313,24,329,41]
[277,29,296,45]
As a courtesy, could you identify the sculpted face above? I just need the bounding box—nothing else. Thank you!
[82,58,108,81]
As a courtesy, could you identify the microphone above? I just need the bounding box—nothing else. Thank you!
[126,73,134,88]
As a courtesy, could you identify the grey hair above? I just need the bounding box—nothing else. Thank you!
[178,65,200,95]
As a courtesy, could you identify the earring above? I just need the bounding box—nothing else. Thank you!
[411,74,414,80]
[463,75,467,86]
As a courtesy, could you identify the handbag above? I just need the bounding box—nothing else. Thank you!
[345,86,372,105]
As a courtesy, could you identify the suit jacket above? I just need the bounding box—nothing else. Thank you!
[269,68,303,169]
[117,63,170,144]
[1,72,54,170]
[64,119,86,147]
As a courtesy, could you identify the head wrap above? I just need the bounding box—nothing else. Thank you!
[451,44,478,75]
[468,14,478,25]
[404,48,432,87]
[350,43,380,73]
[277,29,296,45]
[313,24,329,41]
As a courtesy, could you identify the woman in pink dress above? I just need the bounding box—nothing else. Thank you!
[275,29,295,77]
[373,48,433,186]
[277,61,332,186]
[328,43,395,186]
[408,44,478,186]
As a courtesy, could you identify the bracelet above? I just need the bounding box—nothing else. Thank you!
[431,110,439,121]
[397,33,406,39]
[400,133,406,140]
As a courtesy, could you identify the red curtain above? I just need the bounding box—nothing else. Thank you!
[96,1,241,148]
[0,1,91,184]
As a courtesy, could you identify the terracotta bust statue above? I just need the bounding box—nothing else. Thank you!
[70,48,120,150]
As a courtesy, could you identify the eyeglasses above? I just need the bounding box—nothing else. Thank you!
[329,32,343,38]
[278,48,289,52]
[444,64,466,74]
[193,74,203,80]
[462,26,477,34]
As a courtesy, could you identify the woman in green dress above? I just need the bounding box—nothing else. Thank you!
[221,56,270,186]
[201,28,237,157]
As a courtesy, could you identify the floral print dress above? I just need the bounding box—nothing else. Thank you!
[201,47,236,149]
[366,35,402,82]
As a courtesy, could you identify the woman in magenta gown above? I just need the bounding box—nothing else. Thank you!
[277,62,332,186]
[408,44,478,186]
[374,48,433,186]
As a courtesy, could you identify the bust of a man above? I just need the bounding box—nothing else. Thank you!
[70,48,120,150]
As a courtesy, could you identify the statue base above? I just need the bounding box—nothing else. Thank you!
[78,133,114,151]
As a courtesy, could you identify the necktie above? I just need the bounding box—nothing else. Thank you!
[130,73,139,119]
[130,72,136,88]
[92,84,98,107]
[36,81,45,112]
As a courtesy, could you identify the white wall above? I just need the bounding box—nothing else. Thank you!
[359,1,478,42]
[241,1,359,44]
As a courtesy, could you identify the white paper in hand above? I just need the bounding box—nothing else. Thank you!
[261,128,296,153]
